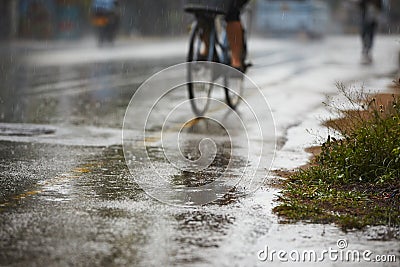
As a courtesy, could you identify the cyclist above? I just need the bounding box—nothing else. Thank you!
[198,0,249,72]
[91,0,120,43]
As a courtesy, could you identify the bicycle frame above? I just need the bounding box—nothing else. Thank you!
[191,14,230,66]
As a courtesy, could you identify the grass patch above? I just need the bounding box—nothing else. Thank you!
[273,83,400,230]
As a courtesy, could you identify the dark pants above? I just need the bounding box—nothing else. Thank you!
[225,0,249,22]
[361,20,377,54]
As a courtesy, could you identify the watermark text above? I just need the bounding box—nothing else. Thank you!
[257,239,397,263]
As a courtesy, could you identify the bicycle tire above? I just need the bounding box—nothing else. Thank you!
[224,75,244,109]
[187,21,216,116]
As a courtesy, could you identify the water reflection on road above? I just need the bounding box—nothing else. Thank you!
[0,56,170,128]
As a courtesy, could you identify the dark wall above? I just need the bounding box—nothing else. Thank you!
[119,0,189,36]
[0,1,12,39]
[388,0,400,26]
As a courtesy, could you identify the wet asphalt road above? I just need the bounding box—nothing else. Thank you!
[0,39,265,266]
[0,37,400,266]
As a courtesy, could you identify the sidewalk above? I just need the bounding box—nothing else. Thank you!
[0,35,188,51]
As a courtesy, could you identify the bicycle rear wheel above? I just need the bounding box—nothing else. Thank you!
[224,75,244,110]
[187,21,216,116]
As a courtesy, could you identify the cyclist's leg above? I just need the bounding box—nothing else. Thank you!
[361,20,369,54]
[225,0,248,70]
[226,22,243,68]
[197,15,211,59]
[369,21,377,51]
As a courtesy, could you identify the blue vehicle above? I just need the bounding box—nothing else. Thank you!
[255,0,330,37]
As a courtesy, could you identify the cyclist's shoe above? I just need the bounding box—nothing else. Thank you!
[197,53,208,61]
[226,65,245,78]
[361,50,372,65]
[234,66,245,73]
[361,53,372,65]
[229,61,253,76]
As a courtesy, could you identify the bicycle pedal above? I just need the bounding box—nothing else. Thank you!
[245,62,253,68]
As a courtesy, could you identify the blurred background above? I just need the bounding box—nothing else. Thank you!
[0,0,399,41]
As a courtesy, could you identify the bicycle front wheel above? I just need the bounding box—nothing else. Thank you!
[187,22,215,116]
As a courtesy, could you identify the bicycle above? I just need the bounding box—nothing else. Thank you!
[184,0,250,116]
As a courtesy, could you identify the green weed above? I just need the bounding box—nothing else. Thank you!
[274,84,400,230]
